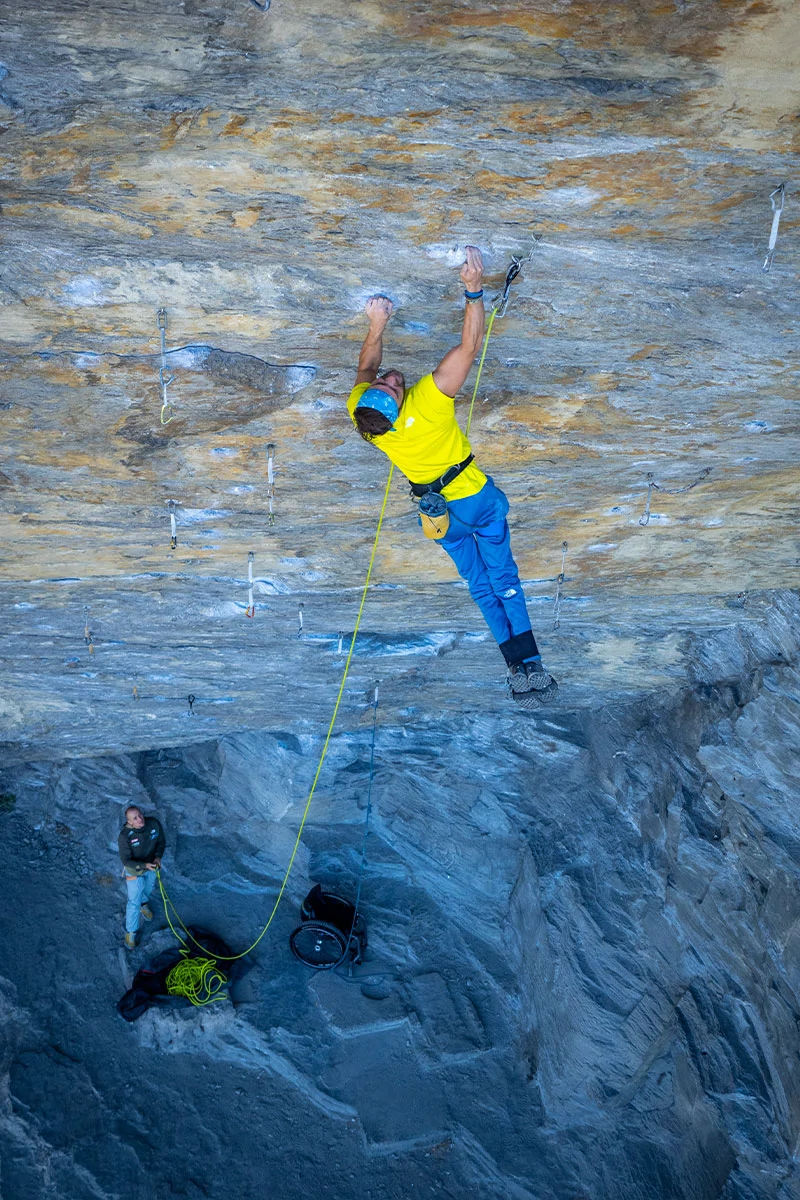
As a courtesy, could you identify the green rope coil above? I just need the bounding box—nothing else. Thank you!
[166,954,228,1007]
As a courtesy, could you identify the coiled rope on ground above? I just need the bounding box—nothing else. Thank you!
[166,954,228,1007]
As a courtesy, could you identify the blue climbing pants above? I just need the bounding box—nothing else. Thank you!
[438,478,532,648]
[125,870,156,934]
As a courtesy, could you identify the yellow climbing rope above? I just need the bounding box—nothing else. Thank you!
[465,307,498,437]
[166,953,228,1007]
[157,464,396,962]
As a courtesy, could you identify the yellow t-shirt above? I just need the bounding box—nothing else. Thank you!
[347,374,487,501]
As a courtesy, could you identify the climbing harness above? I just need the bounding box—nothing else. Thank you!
[763,184,786,273]
[465,242,539,436]
[266,443,276,527]
[157,308,176,426]
[168,499,177,550]
[410,454,474,538]
[638,466,712,526]
[409,455,474,499]
[553,541,568,631]
[83,605,94,655]
[297,602,304,637]
[187,693,196,716]
[245,551,255,618]
[157,466,395,962]
[166,953,228,1007]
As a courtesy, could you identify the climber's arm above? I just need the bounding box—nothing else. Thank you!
[432,246,485,399]
[355,296,394,385]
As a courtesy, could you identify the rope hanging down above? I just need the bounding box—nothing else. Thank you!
[638,466,712,527]
[465,244,538,436]
[158,465,395,962]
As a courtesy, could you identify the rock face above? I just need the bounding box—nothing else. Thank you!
[0,0,799,1195]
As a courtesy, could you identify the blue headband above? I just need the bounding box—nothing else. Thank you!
[355,386,399,429]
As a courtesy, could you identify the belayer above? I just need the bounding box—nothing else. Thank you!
[348,246,558,710]
[118,805,166,949]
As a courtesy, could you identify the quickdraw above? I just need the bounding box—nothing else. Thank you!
[553,541,568,631]
[763,184,786,273]
[157,308,176,426]
[266,443,276,527]
[466,240,539,435]
[246,551,255,618]
[168,499,177,550]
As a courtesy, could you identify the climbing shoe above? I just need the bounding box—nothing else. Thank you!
[508,661,559,710]
[124,932,137,950]
[140,905,153,922]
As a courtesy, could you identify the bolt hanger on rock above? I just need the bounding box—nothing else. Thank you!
[297,602,304,638]
[763,184,786,273]
[187,693,196,717]
[245,551,255,618]
[156,308,177,426]
[638,467,712,527]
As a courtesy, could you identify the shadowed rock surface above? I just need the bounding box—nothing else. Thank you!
[0,0,798,1195]
[2,616,800,1197]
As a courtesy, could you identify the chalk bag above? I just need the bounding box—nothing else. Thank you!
[289,883,367,970]
[419,490,449,540]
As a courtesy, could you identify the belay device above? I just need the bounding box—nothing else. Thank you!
[289,883,367,970]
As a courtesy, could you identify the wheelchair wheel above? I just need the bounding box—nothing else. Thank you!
[289,920,349,970]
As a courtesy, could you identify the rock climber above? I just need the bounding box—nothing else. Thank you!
[348,246,557,710]
[118,805,166,949]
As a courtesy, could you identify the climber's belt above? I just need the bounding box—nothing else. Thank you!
[409,454,474,497]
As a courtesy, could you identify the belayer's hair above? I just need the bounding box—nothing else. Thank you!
[354,406,393,442]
